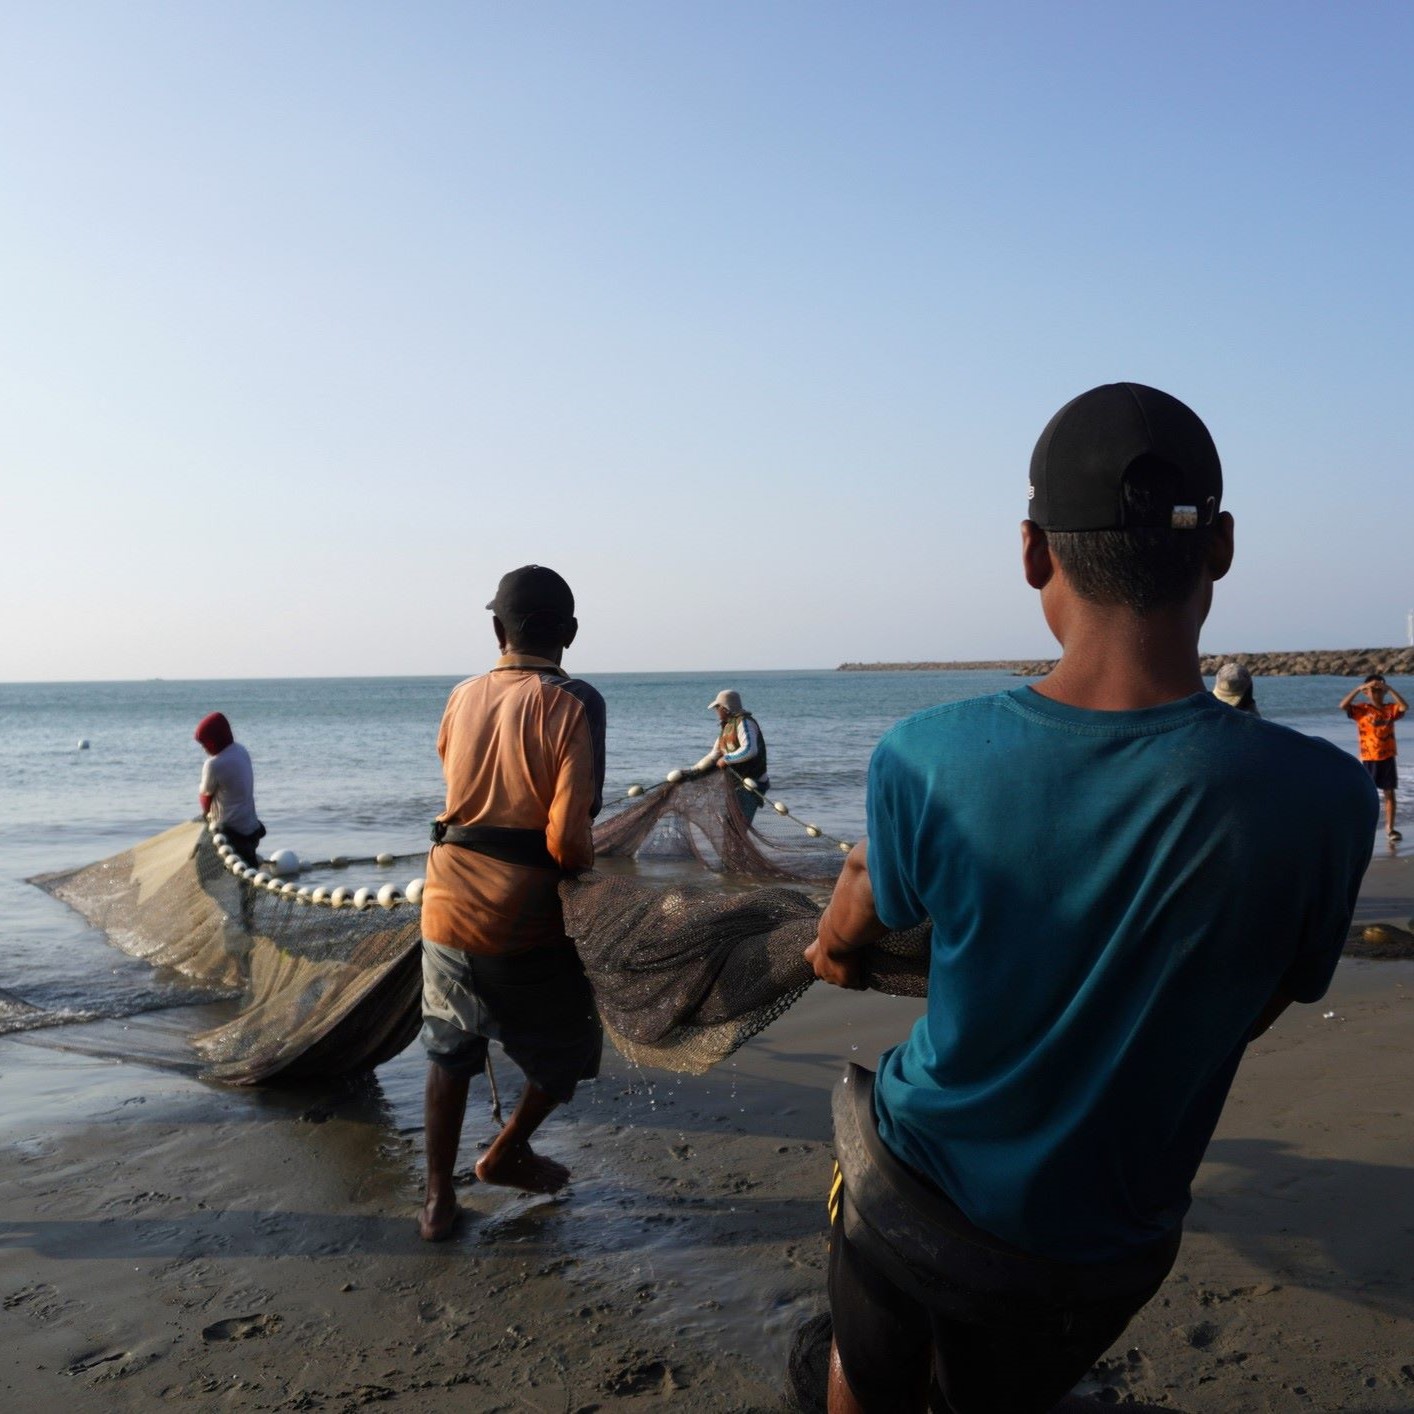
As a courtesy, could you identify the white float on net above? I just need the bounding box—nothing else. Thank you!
[405,877,425,905]
[311,886,329,905]
[330,886,351,908]
[626,784,644,798]
[773,801,789,816]
[666,769,684,783]
[805,825,821,838]
[353,887,373,911]
[268,848,300,877]
[376,852,394,867]
[377,883,402,909]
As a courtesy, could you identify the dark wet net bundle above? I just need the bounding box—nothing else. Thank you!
[559,869,930,1072]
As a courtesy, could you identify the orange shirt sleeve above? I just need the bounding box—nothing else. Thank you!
[546,700,598,871]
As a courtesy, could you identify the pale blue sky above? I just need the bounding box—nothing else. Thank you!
[2,2,1411,679]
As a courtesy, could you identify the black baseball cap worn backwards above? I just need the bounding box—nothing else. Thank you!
[1028,383,1222,532]
[486,565,575,630]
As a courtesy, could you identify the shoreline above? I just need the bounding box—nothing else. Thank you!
[2,856,1412,1410]
[839,647,1414,677]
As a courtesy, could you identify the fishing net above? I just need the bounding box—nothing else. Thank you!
[592,772,845,881]
[31,821,424,1085]
[558,868,930,1072]
[32,792,931,1083]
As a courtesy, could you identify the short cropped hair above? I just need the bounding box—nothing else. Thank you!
[1045,461,1214,613]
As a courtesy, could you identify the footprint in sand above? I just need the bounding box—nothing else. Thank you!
[201,1312,282,1342]
[604,1357,686,1397]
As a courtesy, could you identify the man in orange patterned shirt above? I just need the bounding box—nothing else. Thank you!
[1339,672,1408,841]
[417,565,606,1241]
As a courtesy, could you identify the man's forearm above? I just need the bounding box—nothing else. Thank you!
[818,842,888,955]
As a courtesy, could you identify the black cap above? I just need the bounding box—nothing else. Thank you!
[1028,383,1222,532]
[486,565,575,630]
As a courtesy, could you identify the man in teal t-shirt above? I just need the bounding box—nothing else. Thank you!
[806,384,1376,1414]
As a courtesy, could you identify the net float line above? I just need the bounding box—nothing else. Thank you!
[723,767,855,855]
[208,826,425,912]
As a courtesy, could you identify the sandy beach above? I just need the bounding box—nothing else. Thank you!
[2,855,1411,1413]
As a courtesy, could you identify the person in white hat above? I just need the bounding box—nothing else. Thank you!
[687,689,770,824]
[1212,661,1259,715]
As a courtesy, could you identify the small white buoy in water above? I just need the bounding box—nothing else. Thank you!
[330,886,351,909]
[353,887,373,911]
[311,886,329,905]
[330,855,349,869]
[838,840,852,853]
[405,877,424,905]
[805,825,821,838]
[77,738,90,750]
[376,852,394,867]
[251,871,270,888]
[268,848,300,877]
[626,784,644,798]
[742,777,758,791]
[666,769,684,783]
[377,883,402,909]
[773,800,789,816]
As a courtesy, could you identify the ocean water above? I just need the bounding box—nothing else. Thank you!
[0,668,1405,1042]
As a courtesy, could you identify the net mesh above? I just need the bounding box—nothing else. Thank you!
[592,772,845,881]
[559,869,929,1072]
[31,821,423,1085]
[32,791,932,1083]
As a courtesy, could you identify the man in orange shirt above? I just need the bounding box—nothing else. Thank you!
[418,565,606,1241]
[1339,672,1408,841]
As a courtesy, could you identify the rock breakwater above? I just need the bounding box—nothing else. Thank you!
[838,647,1414,678]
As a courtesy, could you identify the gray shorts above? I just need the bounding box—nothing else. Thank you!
[420,940,602,1103]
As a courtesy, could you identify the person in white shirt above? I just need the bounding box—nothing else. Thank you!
[195,712,264,866]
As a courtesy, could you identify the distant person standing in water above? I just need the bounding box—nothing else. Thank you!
[689,689,770,825]
[418,565,606,1240]
[194,712,264,866]
[1339,672,1407,841]
[1212,661,1260,715]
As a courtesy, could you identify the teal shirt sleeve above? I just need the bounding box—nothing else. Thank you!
[865,733,928,931]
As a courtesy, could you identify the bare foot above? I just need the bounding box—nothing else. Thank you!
[475,1143,570,1194]
[418,1192,461,1242]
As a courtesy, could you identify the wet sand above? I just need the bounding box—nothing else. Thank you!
[2,856,1412,1412]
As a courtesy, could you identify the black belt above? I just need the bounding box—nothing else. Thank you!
[430,821,558,871]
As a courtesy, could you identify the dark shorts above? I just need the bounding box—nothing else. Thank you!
[827,1066,1175,1414]
[1365,758,1398,792]
[420,940,602,1104]
[828,1204,1154,1413]
[221,822,266,869]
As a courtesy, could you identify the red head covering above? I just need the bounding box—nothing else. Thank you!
[195,712,234,755]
